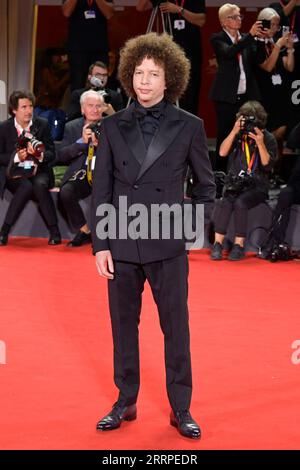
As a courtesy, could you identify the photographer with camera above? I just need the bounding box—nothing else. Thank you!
[57,90,105,246]
[209,3,263,172]
[259,125,300,261]
[66,61,124,122]
[255,8,295,162]
[210,100,278,261]
[0,90,61,246]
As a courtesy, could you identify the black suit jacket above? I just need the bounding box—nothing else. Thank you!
[209,31,260,104]
[0,116,55,197]
[66,87,124,122]
[91,102,216,264]
[56,117,88,185]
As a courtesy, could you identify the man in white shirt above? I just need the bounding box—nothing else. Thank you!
[0,90,60,245]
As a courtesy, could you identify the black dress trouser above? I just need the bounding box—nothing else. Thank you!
[4,172,57,228]
[107,252,192,413]
[214,188,267,238]
[60,178,91,230]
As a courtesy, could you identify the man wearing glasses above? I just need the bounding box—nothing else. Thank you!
[66,61,124,122]
[209,3,263,172]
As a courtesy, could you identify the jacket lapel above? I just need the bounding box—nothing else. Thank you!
[136,102,185,181]
[118,104,147,166]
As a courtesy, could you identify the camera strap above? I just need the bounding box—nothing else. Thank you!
[86,139,95,186]
[242,135,257,173]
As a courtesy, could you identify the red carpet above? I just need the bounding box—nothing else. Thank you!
[0,238,300,450]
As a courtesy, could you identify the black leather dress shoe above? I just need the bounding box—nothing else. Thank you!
[0,233,8,246]
[68,231,91,247]
[48,234,62,245]
[96,403,137,431]
[170,410,201,439]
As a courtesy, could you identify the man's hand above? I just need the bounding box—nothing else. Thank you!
[96,250,114,279]
[160,2,181,14]
[82,123,99,146]
[102,103,115,116]
[82,123,94,143]
[17,148,27,162]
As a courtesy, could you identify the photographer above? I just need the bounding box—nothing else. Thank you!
[209,3,263,172]
[260,124,300,261]
[0,90,61,246]
[57,90,105,246]
[66,61,123,122]
[255,8,295,158]
[210,101,277,261]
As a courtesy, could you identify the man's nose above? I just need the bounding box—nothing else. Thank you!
[141,74,150,84]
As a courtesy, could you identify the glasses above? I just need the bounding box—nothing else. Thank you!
[227,14,243,20]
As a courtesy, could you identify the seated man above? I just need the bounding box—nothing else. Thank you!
[57,90,105,246]
[66,61,124,122]
[0,90,61,246]
[259,129,300,261]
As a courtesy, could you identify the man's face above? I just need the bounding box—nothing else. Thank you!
[13,98,33,127]
[89,65,108,87]
[81,96,104,123]
[133,57,166,108]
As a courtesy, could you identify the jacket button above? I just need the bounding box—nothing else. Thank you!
[133,184,139,190]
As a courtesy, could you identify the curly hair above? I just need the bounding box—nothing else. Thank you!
[236,100,268,129]
[118,33,190,103]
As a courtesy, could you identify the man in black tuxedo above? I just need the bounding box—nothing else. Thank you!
[66,61,124,122]
[209,4,262,171]
[57,90,105,246]
[0,90,61,245]
[91,33,215,439]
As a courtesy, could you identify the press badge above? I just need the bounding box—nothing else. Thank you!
[84,10,96,19]
[174,19,185,31]
[24,160,33,169]
[91,156,96,171]
[271,74,282,85]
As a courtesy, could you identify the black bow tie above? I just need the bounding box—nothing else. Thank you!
[134,104,162,119]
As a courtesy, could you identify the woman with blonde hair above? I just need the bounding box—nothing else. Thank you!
[209,3,263,171]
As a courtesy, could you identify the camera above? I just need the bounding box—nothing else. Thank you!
[16,131,45,158]
[223,171,254,197]
[240,115,258,135]
[268,243,293,262]
[282,25,290,35]
[87,121,102,140]
[90,76,112,104]
[261,19,271,30]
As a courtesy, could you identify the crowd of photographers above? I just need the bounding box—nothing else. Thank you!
[0,1,299,261]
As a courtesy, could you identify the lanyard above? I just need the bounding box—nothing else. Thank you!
[86,140,94,186]
[280,0,296,32]
[87,0,94,9]
[242,135,257,172]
